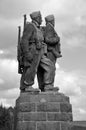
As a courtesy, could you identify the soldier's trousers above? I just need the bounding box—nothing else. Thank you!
[20,53,55,90]
[37,55,56,91]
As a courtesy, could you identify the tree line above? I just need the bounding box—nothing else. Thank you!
[0,105,14,130]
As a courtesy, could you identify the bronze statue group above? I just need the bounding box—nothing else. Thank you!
[17,11,62,93]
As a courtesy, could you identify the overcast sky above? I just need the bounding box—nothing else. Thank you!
[0,0,86,121]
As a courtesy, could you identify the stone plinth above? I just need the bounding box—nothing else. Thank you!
[14,92,73,130]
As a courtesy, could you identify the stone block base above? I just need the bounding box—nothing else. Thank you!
[16,121,72,130]
[14,92,73,130]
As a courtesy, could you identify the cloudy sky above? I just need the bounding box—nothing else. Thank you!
[0,0,86,121]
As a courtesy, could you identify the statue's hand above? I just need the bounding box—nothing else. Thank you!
[25,53,33,62]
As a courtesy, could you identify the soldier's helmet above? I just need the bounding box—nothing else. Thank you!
[30,11,41,20]
[45,15,54,22]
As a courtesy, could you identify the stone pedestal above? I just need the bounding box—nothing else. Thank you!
[14,91,73,130]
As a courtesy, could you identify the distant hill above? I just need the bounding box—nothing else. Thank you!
[70,121,86,130]
[73,121,86,127]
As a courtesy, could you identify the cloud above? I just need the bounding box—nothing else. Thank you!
[0,59,20,90]
[62,24,86,49]
[57,69,86,95]
[55,69,82,96]
[0,50,4,54]
[0,0,85,20]
[0,18,18,49]
[75,16,86,26]
[0,0,86,60]
[0,88,19,107]
[41,0,65,16]
[0,88,19,100]
[79,108,86,114]
[0,78,4,84]
[0,17,23,59]
[0,49,17,59]
[0,0,47,19]
[0,59,20,107]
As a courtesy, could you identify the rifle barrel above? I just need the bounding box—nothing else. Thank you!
[23,14,27,31]
[18,26,21,44]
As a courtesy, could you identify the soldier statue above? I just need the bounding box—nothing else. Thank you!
[44,15,62,88]
[17,11,62,92]
[18,11,43,92]
[37,15,62,91]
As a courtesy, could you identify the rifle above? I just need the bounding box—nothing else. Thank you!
[17,15,27,74]
[23,14,27,31]
[17,26,23,74]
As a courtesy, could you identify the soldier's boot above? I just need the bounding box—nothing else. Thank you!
[44,84,59,92]
[25,86,35,92]
[24,81,40,93]
[44,84,53,92]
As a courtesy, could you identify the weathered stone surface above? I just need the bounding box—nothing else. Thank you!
[17,112,24,121]
[18,92,69,103]
[16,121,36,130]
[37,102,60,112]
[18,93,39,103]
[38,93,69,103]
[17,102,35,112]
[61,122,72,130]
[37,121,60,130]
[17,112,46,121]
[60,103,72,113]
[47,112,73,121]
[15,92,73,130]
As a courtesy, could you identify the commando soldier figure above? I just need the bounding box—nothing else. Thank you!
[44,14,62,91]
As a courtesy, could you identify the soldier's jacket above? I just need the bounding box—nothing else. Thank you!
[20,21,44,67]
[44,23,61,63]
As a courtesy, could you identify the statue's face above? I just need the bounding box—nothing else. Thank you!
[36,15,42,25]
[50,20,55,27]
[46,19,55,27]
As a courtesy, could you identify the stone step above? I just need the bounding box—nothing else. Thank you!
[15,92,73,130]
[17,112,72,122]
[17,102,72,113]
[16,92,69,104]
[16,121,71,130]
